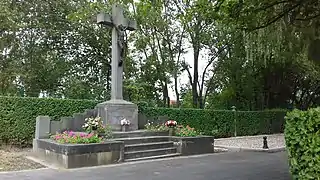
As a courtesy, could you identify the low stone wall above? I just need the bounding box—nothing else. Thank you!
[33,139,124,169]
[170,136,214,156]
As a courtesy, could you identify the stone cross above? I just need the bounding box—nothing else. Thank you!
[97,4,137,100]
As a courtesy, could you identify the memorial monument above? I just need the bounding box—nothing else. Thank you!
[96,4,138,131]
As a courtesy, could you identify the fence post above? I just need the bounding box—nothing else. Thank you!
[231,106,237,137]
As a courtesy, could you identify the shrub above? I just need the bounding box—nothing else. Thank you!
[144,122,169,132]
[140,108,287,138]
[82,117,113,139]
[175,125,201,137]
[285,108,320,179]
[0,96,99,145]
[0,96,287,146]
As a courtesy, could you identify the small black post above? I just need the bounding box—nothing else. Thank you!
[263,136,269,149]
[231,106,237,137]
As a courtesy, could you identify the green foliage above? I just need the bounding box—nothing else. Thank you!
[102,124,113,139]
[144,123,169,132]
[175,125,201,137]
[140,107,287,137]
[0,96,99,145]
[51,131,102,144]
[285,108,320,179]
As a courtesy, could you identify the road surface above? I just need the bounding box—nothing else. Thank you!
[0,152,291,180]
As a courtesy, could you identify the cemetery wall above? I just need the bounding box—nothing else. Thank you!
[0,96,286,145]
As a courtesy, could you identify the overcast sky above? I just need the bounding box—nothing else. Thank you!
[167,47,209,100]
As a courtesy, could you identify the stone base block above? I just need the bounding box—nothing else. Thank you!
[32,139,124,169]
[97,100,138,131]
[171,136,215,156]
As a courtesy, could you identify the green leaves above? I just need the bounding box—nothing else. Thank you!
[0,96,99,146]
[285,108,320,179]
[141,107,286,137]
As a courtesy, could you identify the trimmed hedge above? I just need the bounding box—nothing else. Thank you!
[0,96,99,145]
[285,108,320,179]
[140,108,287,138]
[0,96,287,146]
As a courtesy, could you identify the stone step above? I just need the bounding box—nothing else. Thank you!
[113,136,170,145]
[124,153,181,162]
[125,141,174,152]
[112,130,168,138]
[124,147,177,160]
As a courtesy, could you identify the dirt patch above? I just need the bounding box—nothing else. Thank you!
[0,146,45,172]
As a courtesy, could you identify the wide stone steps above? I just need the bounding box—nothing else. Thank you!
[124,153,181,162]
[125,141,174,152]
[113,136,170,145]
[112,131,168,139]
[124,147,177,159]
[113,131,180,162]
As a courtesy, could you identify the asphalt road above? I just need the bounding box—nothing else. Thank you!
[0,152,291,180]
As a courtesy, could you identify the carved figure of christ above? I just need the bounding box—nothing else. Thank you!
[97,4,137,100]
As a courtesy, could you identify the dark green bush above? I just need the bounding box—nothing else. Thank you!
[140,108,287,138]
[285,108,320,179]
[0,96,287,146]
[0,96,99,145]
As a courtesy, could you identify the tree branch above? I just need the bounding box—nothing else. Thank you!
[246,1,304,31]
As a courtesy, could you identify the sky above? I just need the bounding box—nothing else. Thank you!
[167,48,209,101]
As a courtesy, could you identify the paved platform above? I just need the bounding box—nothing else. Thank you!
[0,152,291,180]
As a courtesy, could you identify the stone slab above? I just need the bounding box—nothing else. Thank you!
[60,117,74,131]
[112,130,168,138]
[50,121,60,134]
[97,100,138,131]
[35,116,51,139]
[35,139,124,155]
[33,139,124,169]
[34,147,121,169]
[170,136,215,156]
[72,113,86,131]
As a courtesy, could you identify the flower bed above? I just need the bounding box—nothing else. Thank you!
[33,116,123,169]
[33,138,124,169]
[144,120,169,132]
[145,120,201,137]
[175,125,202,137]
[51,131,102,144]
[144,120,214,155]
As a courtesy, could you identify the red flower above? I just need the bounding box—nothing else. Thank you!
[165,120,177,127]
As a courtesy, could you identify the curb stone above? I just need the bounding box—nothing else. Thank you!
[214,146,286,153]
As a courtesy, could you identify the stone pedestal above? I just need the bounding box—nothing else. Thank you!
[96,99,138,131]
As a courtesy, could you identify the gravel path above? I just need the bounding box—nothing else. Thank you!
[0,147,44,172]
[214,134,285,149]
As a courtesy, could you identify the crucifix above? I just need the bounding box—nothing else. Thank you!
[97,4,137,100]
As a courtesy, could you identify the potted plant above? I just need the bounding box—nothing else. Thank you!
[120,118,131,132]
[165,120,177,136]
[82,117,103,134]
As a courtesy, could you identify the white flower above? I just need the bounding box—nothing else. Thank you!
[120,118,130,126]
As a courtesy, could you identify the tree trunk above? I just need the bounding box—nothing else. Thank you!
[174,74,180,107]
[192,45,200,108]
[162,80,170,107]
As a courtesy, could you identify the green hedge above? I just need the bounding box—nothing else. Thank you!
[0,96,287,146]
[0,96,98,145]
[140,108,287,137]
[285,108,320,179]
